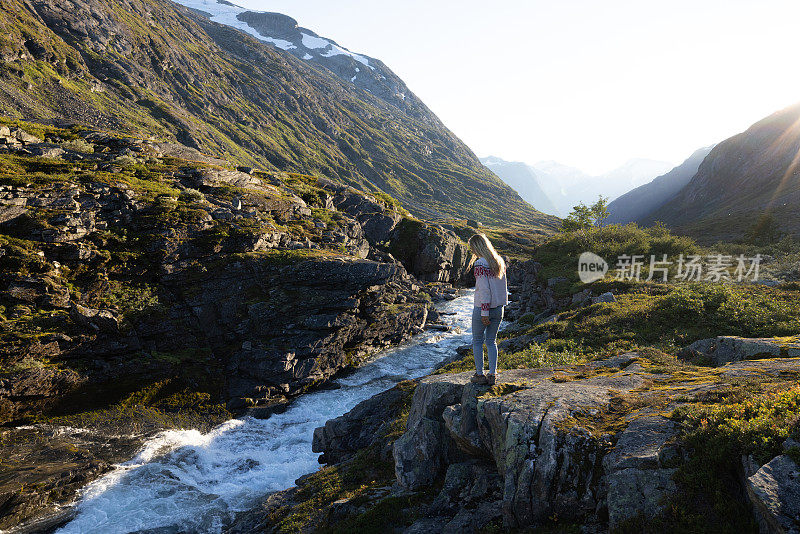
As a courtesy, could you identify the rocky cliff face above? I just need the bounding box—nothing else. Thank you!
[392,356,661,530]
[0,119,479,527]
[0,121,472,427]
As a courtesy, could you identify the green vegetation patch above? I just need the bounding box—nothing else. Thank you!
[538,223,699,287]
[435,339,592,375]
[511,282,800,359]
[616,384,800,534]
[44,377,230,435]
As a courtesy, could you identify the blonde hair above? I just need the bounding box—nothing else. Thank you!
[468,233,506,278]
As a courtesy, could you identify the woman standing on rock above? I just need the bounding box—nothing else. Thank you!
[468,233,508,386]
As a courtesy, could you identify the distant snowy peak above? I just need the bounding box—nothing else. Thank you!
[481,155,518,167]
[171,0,415,110]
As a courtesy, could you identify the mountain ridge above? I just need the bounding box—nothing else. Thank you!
[606,146,714,225]
[172,0,421,115]
[0,0,556,228]
[643,101,800,242]
[481,156,674,216]
[480,155,560,216]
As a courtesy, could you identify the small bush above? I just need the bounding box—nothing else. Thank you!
[179,188,205,203]
[113,154,139,167]
[60,138,94,154]
[301,190,323,207]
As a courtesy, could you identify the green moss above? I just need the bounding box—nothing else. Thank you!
[179,188,204,202]
[91,170,181,199]
[479,382,527,399]
[0,154,82,186]
[89,281,162,322]
[319,492,434,534]
[60,138,94,154]
[0,118,85,142]
[310,207,342,229]
[369,189,404,213]
[0,234,50,275]
[0,308,71,351]
[618,386,800,533]
[43,377,230,434]
[148,348,212,365]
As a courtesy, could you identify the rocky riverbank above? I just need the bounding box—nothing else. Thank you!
[264,348,800,533]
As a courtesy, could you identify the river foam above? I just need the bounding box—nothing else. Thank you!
[56,292,475,534]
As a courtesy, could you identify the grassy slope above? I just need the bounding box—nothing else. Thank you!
[0,0,557,229]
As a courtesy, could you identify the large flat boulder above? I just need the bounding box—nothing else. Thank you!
[603,415,679,528]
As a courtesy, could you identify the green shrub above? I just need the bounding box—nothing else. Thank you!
[535,223,699,284]
[113,154,139,167]
[660,284,729,321]
[632,387,800,533]
[60,138,94,154]
[677,386,800,464]
[179,188,205,203]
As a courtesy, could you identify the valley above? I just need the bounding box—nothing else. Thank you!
[0,0,800,533]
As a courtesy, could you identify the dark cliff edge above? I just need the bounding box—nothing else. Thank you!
[0,120,474,529]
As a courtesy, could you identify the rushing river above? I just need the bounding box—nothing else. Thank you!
[56,291,475,534]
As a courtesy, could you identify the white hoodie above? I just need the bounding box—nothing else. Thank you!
[473,257,508,316]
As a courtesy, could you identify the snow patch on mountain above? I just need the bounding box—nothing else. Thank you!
[172,0,263,40]
[171,0,416,108]
[263,36,296,51]
[172,0,373,68]
[300,33,329,49]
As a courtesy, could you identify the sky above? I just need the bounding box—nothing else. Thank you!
[233,0,800,174]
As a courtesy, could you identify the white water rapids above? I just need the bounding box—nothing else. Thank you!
[55,292,476,534]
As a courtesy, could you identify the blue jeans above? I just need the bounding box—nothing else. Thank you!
[472,306,503,375]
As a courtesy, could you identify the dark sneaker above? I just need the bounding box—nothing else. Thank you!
[470,373,488,385]
[486,374,497,386]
